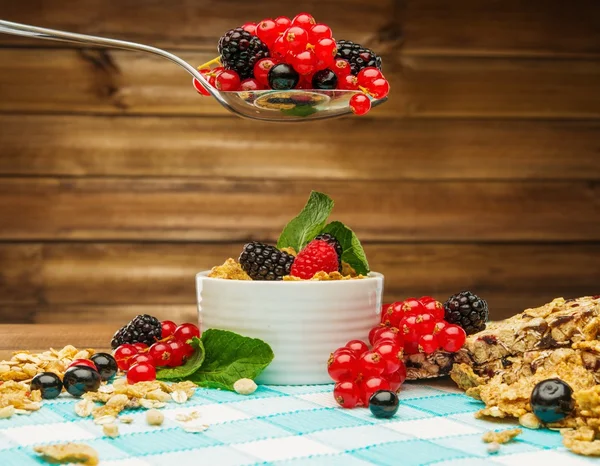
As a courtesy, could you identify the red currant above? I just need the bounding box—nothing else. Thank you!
[438,325,467,353]
[292,50,317,75]
[167,340,186,367]
[333,381,361,408]
[215,70,241,92]
[358,351,386,378]
[292,13,316,30]
[68,359,97,371]
[345,340,369,358]
[357,67,383,87]
[256,19,279,46]
[274,16,291,33]
[368,324,386,345]
[192,77,210,96]
[373,327,402,346]
[149,342,174,367]
[113,344,138,371]
[400,315,420,343]
[240,78,262,91]
[127,362,156,384]
[433,321,448,335]
[161,320,177,339]
[365,77,390,99]
[130,353,155,367]
[415,313,436,335]
[254,58,277,86]
[333,58,351,78]
[388,363,407,392]
[419,296,436,304]
[174,323,200,343]
[373,340,402,375]
[132,343,148,352]
[418,334,440,354]
[284,26,309,53]
[309,24,332,42]
[402,298,427,315]
[340,74,359,91]
[361,376,391,406]
[314,38,337,65]
[349,93,371,115]
[242,22,257,35]
[403,341,420,355]
[422,300,444,320]
[327,351,358,382]
[333,347,354,357]
[381,301,405,327]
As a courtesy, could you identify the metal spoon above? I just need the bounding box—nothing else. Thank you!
[0,20,387,122]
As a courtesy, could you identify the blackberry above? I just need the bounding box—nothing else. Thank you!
[110,314,162,349]
[444,291,488,335]
[335,40,382,76]
[218,27,270,79]
[314,233,342,271]
[239,242,295,281]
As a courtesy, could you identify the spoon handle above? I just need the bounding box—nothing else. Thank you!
[0,19,212,89]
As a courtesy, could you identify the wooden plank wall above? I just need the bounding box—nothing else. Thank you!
[0,0,599,325]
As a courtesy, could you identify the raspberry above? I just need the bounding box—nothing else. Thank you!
[290,239,339,279]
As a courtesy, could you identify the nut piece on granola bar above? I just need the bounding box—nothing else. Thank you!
[482,428,522,444]
[34,443,99,466]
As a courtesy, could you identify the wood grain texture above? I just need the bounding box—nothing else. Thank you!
[0,179,598,241]
[1,49,600,118]
[1,0,598,56]
[1,115,599,180]
[0,243,598,322]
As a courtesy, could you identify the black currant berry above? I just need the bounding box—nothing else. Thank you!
[90,353,118,381]
[30,372,63,400]
[369,390,399,419]
[312,69,338,90]
[530,378,574,423]
[63,366,101,397]
[268,64,300,90]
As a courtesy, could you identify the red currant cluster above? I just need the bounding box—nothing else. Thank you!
[113,321,200,384]
[328,338,406,409]
[192,12,390,116]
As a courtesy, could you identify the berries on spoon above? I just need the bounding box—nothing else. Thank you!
[369,390,399,418]
[312,69,338,90]
[90,353,118,381]
[349,93,371,116]
[268,63,300,90]
[63,366,101,397]
[215,70,241,91]
[31,372,63,400]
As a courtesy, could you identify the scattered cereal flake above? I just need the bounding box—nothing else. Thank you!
[0,365,9,374]
[487,442,501,454]
[112,378,127,388]
[182,424,209,433]
[73,350,90,360]
[0,405,15,419]
[171,390,188,403]
[75,400,95,418]
[103,423,119,438]
[208,258,251,280]
[175,411,200,422]
[146,389,171,402]
[233,378,257,395]
[140,399,166,409]
[119,416,134,424]
[34,443,99,466]
[563,427,600,456]
[482,429,522,444]
[94,415,116,425]
[23,402,41,411]
[146,409,164,426]
[279,247,297,257]
[519,413,541,430]
[106,394,129,407]
[98,384,115,394]
[14,409,32,415]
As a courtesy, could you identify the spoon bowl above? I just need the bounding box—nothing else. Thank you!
[0,19,387,122]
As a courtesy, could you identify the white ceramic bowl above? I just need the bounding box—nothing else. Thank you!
[196,271,383,385]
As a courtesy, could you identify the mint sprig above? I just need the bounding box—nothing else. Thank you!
[321,221,370,275]
[277,191,334,251]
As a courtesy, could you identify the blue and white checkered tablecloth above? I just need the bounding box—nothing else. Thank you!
[0,380,595,466]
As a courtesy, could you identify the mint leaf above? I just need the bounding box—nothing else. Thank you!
[155,337,205,380]
[277,191,334,251]
[321,221,370,275]
[186,329,274,391]
[281,105,318,118]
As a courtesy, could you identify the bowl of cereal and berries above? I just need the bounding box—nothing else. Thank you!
[196,191,384,385]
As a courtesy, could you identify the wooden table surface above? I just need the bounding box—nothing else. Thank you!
[0,324,115,360]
